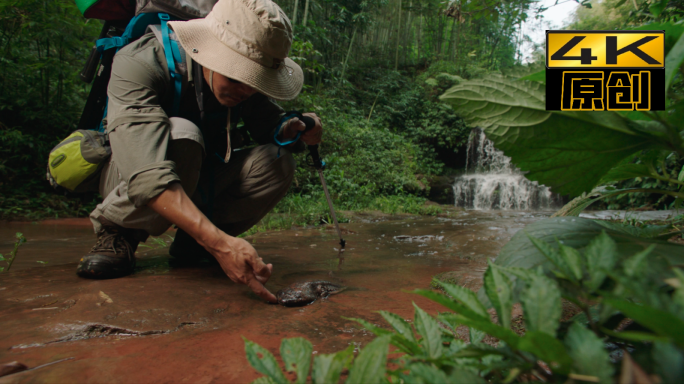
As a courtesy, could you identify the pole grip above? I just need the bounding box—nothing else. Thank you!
[299,116,323,169]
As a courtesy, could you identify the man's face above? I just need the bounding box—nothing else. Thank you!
[204,68,258,107]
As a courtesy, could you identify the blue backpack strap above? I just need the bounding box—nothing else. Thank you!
[159,13,183,116]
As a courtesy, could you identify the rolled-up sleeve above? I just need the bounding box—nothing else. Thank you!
[106,42,180,207]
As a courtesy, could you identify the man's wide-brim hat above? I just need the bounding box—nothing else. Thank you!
[169,0,303,100]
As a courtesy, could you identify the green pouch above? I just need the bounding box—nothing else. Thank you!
[46,130,111,193]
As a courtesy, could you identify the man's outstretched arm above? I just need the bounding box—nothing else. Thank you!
[148,183,278,303]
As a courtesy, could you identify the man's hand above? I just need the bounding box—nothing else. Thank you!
[280,112,323,145]
[204,234,277,303]
[148,183,277,303]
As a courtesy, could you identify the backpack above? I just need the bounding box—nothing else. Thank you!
[47,0,217,193]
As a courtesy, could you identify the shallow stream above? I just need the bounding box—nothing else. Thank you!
[0,211,550,382]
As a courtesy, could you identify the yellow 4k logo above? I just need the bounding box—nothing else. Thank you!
[547,32,664,68]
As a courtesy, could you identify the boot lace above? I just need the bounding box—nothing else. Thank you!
[91,230,134,261]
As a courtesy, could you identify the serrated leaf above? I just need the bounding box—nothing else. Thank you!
[520,275,561,336]
[518,69,545,84]
[518,331,573,374]
[490,217,684,288]
[346,317,393,337]
[484,262,512,328]
[280,338,312,384]
[312,345,354,384]
[470,327,485,345]
[345,335,390,384]
[565,322,613,383]
[439,77,652,197]
[413,289,489,322]
[378,311,416,343]
[623,245,656,277]
[558,244,584,281]
[585,232,618,291]
[413,303,443,358]
[439,313,521,349]
[400,362,449,383]
[244,339,288,384]
[603,298,684,348]
[527,233,571,279]
[438,281,488,318]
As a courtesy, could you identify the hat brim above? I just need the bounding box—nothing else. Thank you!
[168,19,303,101]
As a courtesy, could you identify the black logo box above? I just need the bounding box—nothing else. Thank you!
[546,68,665,111]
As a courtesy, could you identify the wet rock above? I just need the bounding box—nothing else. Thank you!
[276,281,346,307]
[427,175,455,205]
[0,362,28,377]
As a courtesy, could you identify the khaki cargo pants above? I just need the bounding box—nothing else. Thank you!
[90,117,296,240]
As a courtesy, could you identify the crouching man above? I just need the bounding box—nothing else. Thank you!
[76,0,322,303]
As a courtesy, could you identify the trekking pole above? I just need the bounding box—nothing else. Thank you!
[299,116,346,250]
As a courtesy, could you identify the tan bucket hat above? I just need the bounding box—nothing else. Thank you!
[168,0,303,100]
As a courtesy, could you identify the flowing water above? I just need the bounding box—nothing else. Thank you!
[0,211,551,382]
[453,129,560,210]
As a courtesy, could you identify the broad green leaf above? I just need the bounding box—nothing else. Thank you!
[518,331,573,374]
[488,217,684,287]
[438,281,488,318]
[439,313,521,349]
[666,31,684,93]
[448,369,487,383]
[623,245,656,277]
[440,77,652,196]
[280,338,312,384]
[600,163,652,184]
[345,335,390,384]
[0,254,4,261]
[520,275,561,336]
[413,303,443,358]
[631,23,684,55]
[401,362,449,384]
[312,345,354,384]
[603,298,684,348]
[652,342,684,384]
[243,338,288,384]
[649,0,669,17]
[378,311,416,343]
[484,262,512,328]
[527,234,571,279]
[565,322,613,383]
[594,221,678,240]
[518,70,545,83]
[585,232,618,291]
[558,244,584,281]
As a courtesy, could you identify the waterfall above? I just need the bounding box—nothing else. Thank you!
[453,129,559,210]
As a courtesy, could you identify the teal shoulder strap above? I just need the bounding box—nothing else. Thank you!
[159,13,183,116]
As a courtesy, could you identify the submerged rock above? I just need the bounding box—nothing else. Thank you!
[276,281,346,307]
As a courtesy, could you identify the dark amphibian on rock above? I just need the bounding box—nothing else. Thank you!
[276,281,346,307]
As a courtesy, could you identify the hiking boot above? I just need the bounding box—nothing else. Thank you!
[168,228,218,266]
[77,226,139,279]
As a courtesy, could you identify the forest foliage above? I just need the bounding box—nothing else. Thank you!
[0,0,534,220]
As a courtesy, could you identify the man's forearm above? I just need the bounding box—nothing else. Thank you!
[147,182,221,249]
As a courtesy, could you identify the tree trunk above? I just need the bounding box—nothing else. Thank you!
[340,26,357,81]
[302,0,310,26]
[292,0,299,25]
[394,0,402,71]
